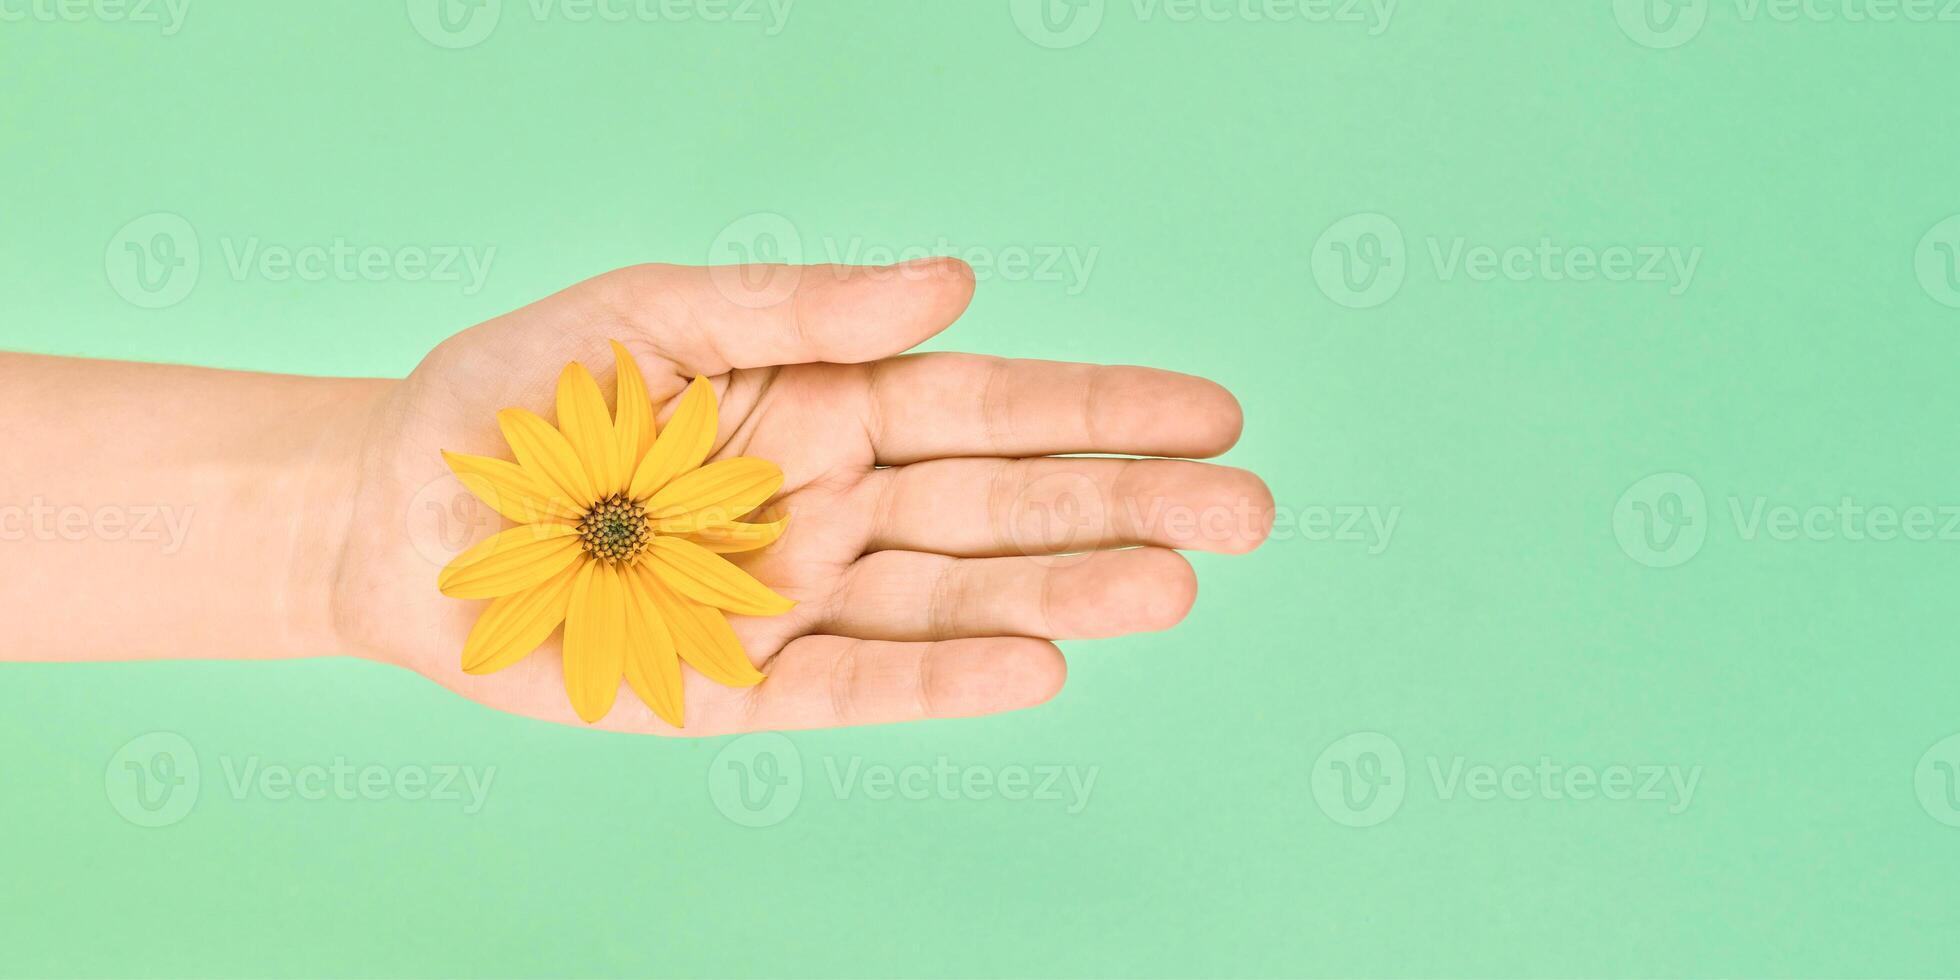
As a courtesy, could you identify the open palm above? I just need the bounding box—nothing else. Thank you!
[332,259,1272,735]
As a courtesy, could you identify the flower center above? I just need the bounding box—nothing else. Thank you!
[576,494,652,565]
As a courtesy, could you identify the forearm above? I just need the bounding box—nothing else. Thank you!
[0,353,391,662]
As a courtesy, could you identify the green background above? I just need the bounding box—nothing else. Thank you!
[5,0,1960,976]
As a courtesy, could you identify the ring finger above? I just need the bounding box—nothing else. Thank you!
[819,548,1198,642]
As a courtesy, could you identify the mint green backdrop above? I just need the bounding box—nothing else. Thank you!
[4,2,1959,977]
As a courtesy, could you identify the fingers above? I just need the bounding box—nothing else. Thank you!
[863,457,1274,558]
[866,353,1244,464]
[820,548,1197,642]
[598,259,976,374]
[734,635,1067,732]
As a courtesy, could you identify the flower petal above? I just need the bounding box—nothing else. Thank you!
[561,561,627,723]
[626,375,717,500]
[556,361,624,497]
[623,569,685,728]
[646,536,796,617]
[645,457,784,534]
[609,340,657,473]
[460,559,583,675]
[438,525,584,599]
[683,515,789,554]
[634,565,765,688]
[499,407,597,508]
[441,451,583,525]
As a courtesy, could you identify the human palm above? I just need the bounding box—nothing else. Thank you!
[332,260,1271,735]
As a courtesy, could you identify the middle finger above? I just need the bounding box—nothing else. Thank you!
[860,456,1274,557]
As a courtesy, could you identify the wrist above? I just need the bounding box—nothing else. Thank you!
[274,377,395,661]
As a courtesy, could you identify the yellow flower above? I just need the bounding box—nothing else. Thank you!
[437,341,794,726]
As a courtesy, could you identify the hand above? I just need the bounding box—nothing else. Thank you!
[332,259,1273,734]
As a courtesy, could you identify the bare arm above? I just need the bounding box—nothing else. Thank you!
[0,353,388,662]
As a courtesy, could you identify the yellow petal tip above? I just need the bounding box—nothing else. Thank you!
[461,651,513,675]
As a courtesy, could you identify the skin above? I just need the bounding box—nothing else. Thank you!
[0,258,1274,735]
